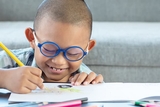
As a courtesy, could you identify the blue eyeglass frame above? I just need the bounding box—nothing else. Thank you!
[37,42,88,62]
[32,29,88,62]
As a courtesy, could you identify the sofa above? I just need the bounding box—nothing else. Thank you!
[1,0,160,82]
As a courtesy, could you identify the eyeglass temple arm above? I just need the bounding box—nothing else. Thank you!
[31,29,39,45]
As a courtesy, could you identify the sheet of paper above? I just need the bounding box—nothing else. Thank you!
[0,89,10,94]
[8,83,160,103]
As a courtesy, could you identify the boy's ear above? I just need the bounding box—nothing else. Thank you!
[88,39,96,51]
[25,28,35,48]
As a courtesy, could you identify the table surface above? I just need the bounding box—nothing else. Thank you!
[0,93,137,107]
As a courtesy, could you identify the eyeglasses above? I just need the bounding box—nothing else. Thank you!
[32,29,88,62]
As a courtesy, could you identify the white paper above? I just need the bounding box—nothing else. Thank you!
[8,83,160,103]
[0,89,10,94]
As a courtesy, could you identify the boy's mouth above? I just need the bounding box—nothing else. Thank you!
[51,67,63,71]
[47,65,68,74]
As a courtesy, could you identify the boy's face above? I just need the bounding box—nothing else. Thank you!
[26,17,95,82]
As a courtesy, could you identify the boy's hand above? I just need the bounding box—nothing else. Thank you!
[69,72,103,86]
[4,66,44,94]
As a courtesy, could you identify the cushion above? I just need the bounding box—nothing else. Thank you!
[83,22,160,67]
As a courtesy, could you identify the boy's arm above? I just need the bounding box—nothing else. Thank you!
[0,69,8,88]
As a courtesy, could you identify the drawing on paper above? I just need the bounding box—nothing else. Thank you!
[32,86,81,94]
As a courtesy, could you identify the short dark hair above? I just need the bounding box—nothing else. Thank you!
[34,0,92,35]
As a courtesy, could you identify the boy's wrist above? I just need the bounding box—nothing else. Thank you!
[0,69,9,89]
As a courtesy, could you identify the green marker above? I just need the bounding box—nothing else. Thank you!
[131,101,147,106]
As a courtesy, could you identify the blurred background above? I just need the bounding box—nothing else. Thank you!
[0,0,160,22]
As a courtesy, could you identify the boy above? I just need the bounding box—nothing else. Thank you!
[0,0,103,94]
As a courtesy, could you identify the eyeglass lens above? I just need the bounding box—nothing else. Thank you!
[40,43,84,60]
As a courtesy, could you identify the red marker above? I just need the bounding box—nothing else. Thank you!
[39,97,88,107]
[141,103,160,107]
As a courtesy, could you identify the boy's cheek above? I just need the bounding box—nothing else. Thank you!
[69,60,82,73]
[35,52,49,68]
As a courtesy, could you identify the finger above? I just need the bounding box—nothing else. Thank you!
[83,72,96,85]
[92,74,103,84]
[74,72,88,86]
[69,76,74,82]
[17,75,43,94]
[25,79,40,90]
[71,73,80,85]
[30,67,44,89]
[13,80,34,94]
[27,71,44,89]
[17,87,32,94]
[13,86,32,94]
[30,67,42,77]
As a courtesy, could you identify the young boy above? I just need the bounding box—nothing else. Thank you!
[0,0,103,94]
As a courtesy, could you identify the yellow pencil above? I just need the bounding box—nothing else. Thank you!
[0,42,24,67]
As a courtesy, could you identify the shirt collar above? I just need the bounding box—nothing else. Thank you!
[31,57,38,67]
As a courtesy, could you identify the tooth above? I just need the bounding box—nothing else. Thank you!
[52,67,56,70]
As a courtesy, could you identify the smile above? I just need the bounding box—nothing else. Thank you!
[48,65,68,74]
[51,67,63,71]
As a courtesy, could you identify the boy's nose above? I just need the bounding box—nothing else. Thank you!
[51,52,66,65]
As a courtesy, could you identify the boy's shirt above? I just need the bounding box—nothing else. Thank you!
[0,48,91,74]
